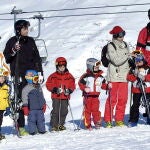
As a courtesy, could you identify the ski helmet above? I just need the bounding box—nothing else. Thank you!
[86,58,101,72]
[14,20,30,36]
[55,57,67,67]
[135,54,145,63]
[148,9,150,20]
[25,69,38,84]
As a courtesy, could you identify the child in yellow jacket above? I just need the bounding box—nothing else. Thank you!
[0,68,11,140]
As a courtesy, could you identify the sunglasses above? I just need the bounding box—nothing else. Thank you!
[113,31,126,38]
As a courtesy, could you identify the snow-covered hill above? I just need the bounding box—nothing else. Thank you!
[0,0,150,150]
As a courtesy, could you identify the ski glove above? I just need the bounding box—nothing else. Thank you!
[84,87,91,93]
[42,104,46,113]
[4,107,11,116]
[52,87,63,94]
[38,72,44,84]
[64,89,73,95]
[22,106,29,116]
[11,41,21,56]
[137,73,145,81]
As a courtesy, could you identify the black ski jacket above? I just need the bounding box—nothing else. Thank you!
[3,36,43,76]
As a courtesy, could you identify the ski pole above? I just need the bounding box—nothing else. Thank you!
[68,101,78,131]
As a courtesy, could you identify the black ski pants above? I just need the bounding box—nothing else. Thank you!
[0,110,4,133]
[129,93,150,123]
[50,99,68,128]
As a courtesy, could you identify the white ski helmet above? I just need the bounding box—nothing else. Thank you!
[86,58,101,72]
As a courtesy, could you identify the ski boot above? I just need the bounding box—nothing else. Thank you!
[58,125,66,131]
[19,127,29,136]
[95,121,101,129]
[105,122,113,128]
[0,134,5,140]
[128,122,137,128]
[116,121,125,127]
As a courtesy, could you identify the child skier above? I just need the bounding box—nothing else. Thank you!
[22,70,46,135]
[0,68,11,140]
[78,58,107,130]
[127,53,150,127]
[46,57,75,131]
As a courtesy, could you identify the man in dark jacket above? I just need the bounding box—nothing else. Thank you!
[3,20,43,136]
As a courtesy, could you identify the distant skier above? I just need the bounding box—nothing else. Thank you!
[46,57,75,131]
[127,54,150,127]
[78,58,107,130]
[3,20,43,136]
[136,9,150,65]
[22,70,46,135]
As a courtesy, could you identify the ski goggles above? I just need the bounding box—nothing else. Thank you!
[87,60,101,66]
[113,31,126,38]
[0,68,9,77]
[132,50,142,55]
[57,61,67,66]
[25,75,39,82]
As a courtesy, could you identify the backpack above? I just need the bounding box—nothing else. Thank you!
[101,41,127,67]
[101,42,116,67]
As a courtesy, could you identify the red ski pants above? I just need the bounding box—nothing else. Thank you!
[83,97,101,128]
[104,82,128,122]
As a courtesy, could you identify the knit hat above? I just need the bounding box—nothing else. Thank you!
[110,26,124,34]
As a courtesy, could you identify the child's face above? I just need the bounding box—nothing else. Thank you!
[58,65,66,72]
[0,76,5,83]
[21,27,29,36]
[93,66,99,73]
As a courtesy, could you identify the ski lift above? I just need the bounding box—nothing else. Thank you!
[35,38,48,64]
[32,14,49,65]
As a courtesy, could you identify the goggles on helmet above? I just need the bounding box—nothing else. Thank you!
[25,75,39,83]
[0,68,9,77]
[86,60,101,67]
[56,61,67,66]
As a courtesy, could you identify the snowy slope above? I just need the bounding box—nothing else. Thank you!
[0,0,150,149]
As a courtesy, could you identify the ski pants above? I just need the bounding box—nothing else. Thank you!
[0,110,4,133]
[50,99,68,128]
[17,76,27,128]
[129,93,150,123]
[104,82,128,122]
[83,96,101,128]
[28,110,45,134]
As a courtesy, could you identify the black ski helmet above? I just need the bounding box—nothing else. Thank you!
[148,9,150,20]
[14,20,30,35]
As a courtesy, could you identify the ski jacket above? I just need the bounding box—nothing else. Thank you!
[78,69,107,97]
[0,83,9,110]
[46,69,75,100]
[22,84,46,110]
[106,39,130,82]
[3,36,43,76]
[136,23,150,65]
[127,66,150,93]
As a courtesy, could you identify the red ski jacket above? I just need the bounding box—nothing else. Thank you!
[46,69,75,100]
[136,23,150,65]
[127,66,150,93]
[78,69,107,97]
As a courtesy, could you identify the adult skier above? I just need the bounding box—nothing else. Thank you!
[3,19,43,136]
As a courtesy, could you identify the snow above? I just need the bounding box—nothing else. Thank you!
[0,0,150,149]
